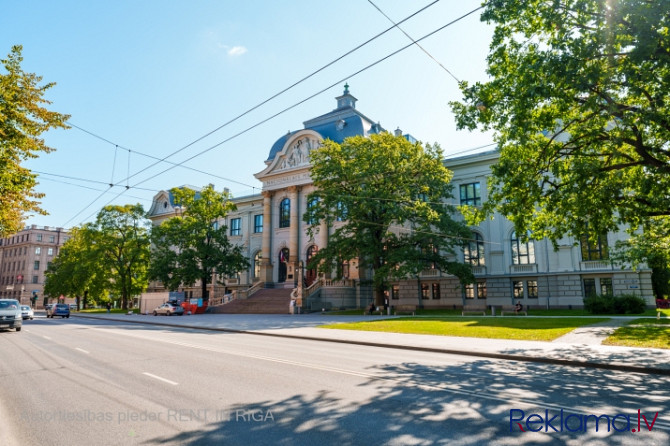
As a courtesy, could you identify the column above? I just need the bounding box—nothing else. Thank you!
[320,219,330,279]
[260,191,273,283]
[288,186,300,285]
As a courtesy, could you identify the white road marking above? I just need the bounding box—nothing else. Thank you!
[42,335,52,340]
[89,326,670,431]
[74,347,89,354]
[142,372,178,386]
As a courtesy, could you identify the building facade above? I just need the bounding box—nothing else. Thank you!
[0,225,69,307]
[147,86,654,309]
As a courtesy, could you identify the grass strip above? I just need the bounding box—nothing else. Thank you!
[320,317,608,342]
[604,324,670,349]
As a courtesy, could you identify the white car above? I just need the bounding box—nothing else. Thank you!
[21,305,34,320]
[0,299,22,331]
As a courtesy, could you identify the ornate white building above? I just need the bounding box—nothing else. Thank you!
[147,86,654,310]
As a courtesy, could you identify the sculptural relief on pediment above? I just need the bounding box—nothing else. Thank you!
[276,137,321,171]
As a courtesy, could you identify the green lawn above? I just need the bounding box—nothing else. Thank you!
[320,317,609,342]
[329,308,668,317]
[603,319,670,349]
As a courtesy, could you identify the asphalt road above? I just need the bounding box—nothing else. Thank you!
[1,316,668,445]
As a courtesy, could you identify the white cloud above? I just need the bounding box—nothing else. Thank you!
[227,46,247,57]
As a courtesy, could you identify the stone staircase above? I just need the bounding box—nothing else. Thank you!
[209,288,293,314]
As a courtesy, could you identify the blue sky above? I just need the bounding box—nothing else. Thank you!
[2,0,494,230]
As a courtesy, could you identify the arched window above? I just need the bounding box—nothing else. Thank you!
[306,197,319,225]
[279,198,290,228]
[511,231,535,264]
[253,252,262,278]
[336,201,348,221]
[464,232,485,266]
[305,245,318,286]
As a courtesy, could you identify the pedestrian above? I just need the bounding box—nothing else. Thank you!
[514,301,523,315]
[368,301,376,315]
[106,302,111,313]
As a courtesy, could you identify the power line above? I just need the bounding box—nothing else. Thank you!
[366,0,460,83]
[127,4,486,192]
[67,122,258,190]
[60,1,444,225]
[115,0,445,185]
[62,3,484,226]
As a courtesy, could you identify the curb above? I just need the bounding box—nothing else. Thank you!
[72,314,670,377]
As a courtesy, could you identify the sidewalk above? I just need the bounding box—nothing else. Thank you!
[72,313,670,376]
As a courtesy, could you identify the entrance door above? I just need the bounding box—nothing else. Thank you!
[278,248,289,283]
[305,245,318,286]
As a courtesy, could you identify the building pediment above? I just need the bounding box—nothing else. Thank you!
[255,130,322,189]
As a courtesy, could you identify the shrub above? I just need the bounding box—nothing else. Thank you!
[583,294,647,315]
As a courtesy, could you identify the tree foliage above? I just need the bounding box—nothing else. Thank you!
[451,1,670,252]
[149,185,250,300]
[46,205,150,309]
[92,204,151,309]
[44,226,107,308]
[304,133,473,305]
[0,45,69,236]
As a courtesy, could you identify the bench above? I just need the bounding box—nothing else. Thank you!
[500,306,528,316]
[462,306,487,316]
[393,305,416,316]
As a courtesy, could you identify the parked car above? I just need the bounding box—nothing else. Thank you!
[47,303,70,318]
[44,303,54,312]
[20,305,34,320]
[69,304,77,311]
[0,299,22,331]
[153,302,184,316]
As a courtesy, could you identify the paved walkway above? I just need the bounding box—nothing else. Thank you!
[552,317,634,345]
[71,313,670,375]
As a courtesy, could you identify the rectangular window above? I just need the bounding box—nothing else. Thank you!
[464,283,475,299]
[230,218,241,236]
[48,248,54,256]
[34,261,40,270]
[254,214,263,233]
[477,280,487,299]
[527,280,538,298]
[432,283,440,299]
[35,247,41,255]
[580,234,609,261]
[583,278,597,297]
[391,285,399,300]
[513,280,524,299]
[49,235,55,243]
[459,182,481,206]
[421,284,429,300]
[36,234,42,242]
[32,275,38,284]
[600,278,613,296]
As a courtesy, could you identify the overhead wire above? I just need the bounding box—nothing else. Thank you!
[126,4,486,191]
[366,0,461,83]
[114,0,445,185]
[61,2,485,227]
[59,1,446,226]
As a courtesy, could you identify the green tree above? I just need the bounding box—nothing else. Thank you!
[0,45,69,236]
[92,204,151,309]
[44,226,106,309]
[149,185,250,301]
[451,1,670,254]
[304,133,473,306]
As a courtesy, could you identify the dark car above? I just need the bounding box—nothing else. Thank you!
[0,299,22,331]
[153,302,184,316]
[47,303,70,318]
